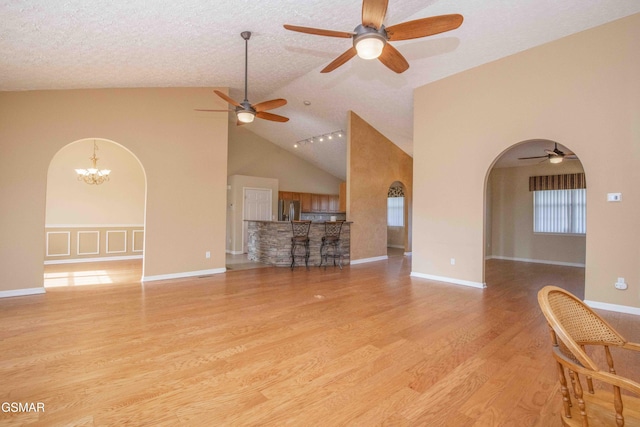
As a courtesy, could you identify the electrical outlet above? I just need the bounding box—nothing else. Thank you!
[205,251,211,259]
[615,277,627,290]
[450,258,455,265]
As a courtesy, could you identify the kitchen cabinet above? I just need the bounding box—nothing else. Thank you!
[300,193,312,212]
[311,194,321,212]
[329,195,340,212]
[279,191,292,200]
[319,194,329,212]
[281,191,342,213]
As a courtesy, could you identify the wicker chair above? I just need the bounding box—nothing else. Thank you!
[538,286,640,427]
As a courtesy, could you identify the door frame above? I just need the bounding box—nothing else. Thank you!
[242,187,273,254]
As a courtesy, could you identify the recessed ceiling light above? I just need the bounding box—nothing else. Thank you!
[303,100,311,106]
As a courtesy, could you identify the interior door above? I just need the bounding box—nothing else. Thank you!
[243,188,272,253]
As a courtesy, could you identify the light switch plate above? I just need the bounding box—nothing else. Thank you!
[607,193,622,202]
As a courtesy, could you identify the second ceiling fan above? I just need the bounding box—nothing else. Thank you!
[518,143,577,164]
[284,0,463,73]
[196,31,289,124]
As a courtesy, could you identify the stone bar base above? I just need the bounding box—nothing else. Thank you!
[246,221,351,267]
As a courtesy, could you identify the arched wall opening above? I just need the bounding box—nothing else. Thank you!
[483,139,586,290]
[44,138,147,286]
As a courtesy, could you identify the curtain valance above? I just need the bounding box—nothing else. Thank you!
[529,173,586,191]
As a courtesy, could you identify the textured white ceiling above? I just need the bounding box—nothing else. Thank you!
[2,1,638,179]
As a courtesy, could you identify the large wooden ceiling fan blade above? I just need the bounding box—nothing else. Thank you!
[214,90,241,108]
[385,14,464,41]
[378,43,409,73]
[252,98,287,113]
[256,111,289,122]
[321,47,357,73]
[362,0,388,29]
[283,25,353,38]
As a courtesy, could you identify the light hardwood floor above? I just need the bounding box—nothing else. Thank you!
[1,257,639,426]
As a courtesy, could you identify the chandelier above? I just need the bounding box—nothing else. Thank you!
[75,140,111,185]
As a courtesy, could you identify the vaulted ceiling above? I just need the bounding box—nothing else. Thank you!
[2,1,638,179]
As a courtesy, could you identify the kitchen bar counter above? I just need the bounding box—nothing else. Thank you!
[246,220,351,267]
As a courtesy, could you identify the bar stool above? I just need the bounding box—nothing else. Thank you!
[290,220,311,269]
[319,221,343,269]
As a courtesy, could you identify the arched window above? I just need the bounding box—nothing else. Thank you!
[387,185,404,227]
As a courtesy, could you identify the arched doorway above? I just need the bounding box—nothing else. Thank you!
[387,181,408,258]
[483,139,586,294]
[44,138,146,287]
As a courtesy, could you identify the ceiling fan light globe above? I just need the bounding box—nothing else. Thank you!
[237,111,255,123]
[355,36,385,60]
[550,156,563,164]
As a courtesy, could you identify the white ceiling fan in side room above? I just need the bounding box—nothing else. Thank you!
[195,31,289,125]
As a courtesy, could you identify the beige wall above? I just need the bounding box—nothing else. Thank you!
[228,125,342,194]
[227,174,279,254]
[488,161,586,265]
[413,14,640,308]
[348,111,413,261]
[46,139,145,225]
[0,88,228,293]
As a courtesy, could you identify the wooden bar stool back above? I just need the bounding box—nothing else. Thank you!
[290,220,311,269]
[319,221,344,269]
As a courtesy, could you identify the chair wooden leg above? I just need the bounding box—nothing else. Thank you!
[568,370,587,425]
[613,385,625,427]
[558,362,572,418]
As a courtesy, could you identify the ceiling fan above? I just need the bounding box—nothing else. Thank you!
[283,0,463,74]
[195,31,289,124]
[518,143,577,164]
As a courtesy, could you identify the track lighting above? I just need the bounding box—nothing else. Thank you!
[294,130,344,148]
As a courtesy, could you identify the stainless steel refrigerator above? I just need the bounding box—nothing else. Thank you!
[278,199,300,221]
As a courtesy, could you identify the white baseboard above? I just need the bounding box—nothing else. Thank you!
[350,255,389,265]
[142,268,226,282]
[584,300,640,316]
[387,245,404,249]
[410,272,486,289]
[487,256,585,268]
[0,287,46,298]
[45,255,143,265]
[404,252,412,256]
[226,250,244,255]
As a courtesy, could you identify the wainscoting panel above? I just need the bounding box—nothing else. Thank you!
[106,230,127,254]
[46,231,70,257]
[77,231,100,255]
[132,230,144,253]
[44,225,143,264]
